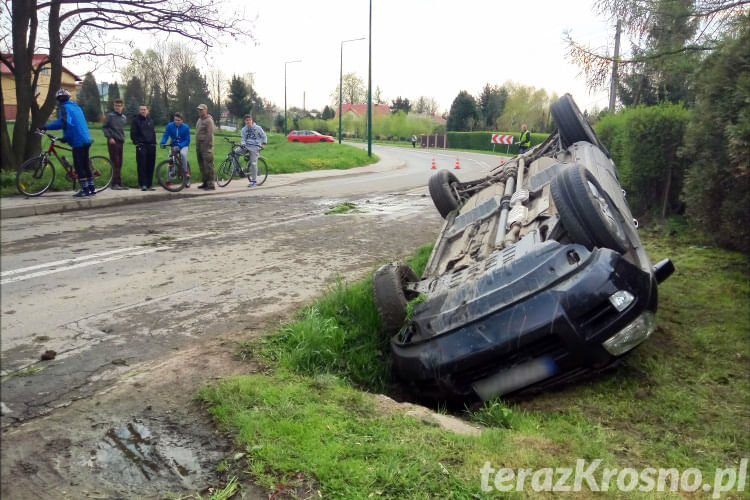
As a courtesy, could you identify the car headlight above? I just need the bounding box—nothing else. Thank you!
[602,311,656,356]
[609,290,635,312]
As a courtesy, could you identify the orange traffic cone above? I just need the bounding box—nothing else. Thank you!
[454,158,460,169]
[431,158,436,169]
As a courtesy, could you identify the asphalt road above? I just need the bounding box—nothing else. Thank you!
[0,144,504,498]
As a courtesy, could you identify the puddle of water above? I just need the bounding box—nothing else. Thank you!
[90,418,204,487]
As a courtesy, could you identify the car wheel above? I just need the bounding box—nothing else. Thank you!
[292,139,299,142]
[428,169,460,218]
[551,164,628,253]
[373,261,419,336]
[320,138,327,142]
[550,94,611,157]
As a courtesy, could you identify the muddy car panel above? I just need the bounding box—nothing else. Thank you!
[374,94,672,402]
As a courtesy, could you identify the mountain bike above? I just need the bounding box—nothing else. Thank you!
[155,144,190,192]
[16,130,113,197]
[215,138,268,187]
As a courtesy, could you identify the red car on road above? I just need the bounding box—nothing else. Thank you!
[287,130,335,143]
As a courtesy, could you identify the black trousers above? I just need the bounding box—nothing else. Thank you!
[72,143,92,180]
[136,143,156,188]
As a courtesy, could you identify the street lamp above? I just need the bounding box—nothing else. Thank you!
[338,37,365,144]
[284,59,301,135]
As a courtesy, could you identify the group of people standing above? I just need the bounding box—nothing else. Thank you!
[44,88,267,197]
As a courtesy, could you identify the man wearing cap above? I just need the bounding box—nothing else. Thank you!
[195,104,215,190]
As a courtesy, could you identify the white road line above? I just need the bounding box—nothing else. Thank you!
[0,247,166,285]
[0,247,142,277]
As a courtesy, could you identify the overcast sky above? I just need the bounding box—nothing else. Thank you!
[83,0,617,115]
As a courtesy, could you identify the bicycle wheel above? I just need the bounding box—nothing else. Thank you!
[17,155,56,196]
[242,156,268,186]
[215,158,234,187]
[89,156,113,192]
[156,159,186,192]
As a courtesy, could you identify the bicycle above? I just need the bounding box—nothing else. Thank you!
[155,144,190,192]
[215,138,268,188]
[16,130,113,197]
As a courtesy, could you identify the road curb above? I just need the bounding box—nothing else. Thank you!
[0,154,406,220]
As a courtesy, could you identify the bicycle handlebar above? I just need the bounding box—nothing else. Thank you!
[34,129,59,142]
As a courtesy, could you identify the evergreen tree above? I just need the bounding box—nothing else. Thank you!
[78,72,102,122]
[124,76,146,123]
[390,96,411,114]
[478,84,508,130]
[447,91,478,131]
[149,83,168,126]
[175,65,210,124]
[227,75,251,121]
[321,105,335,120]
[107,82,121,112]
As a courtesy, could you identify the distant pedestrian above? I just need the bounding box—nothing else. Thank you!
[195,104,215,190]
[240,114,267,188]
[411,134,417,148]
[517,124,531,154]
[42,89,95,197]
[102,99,128,190]
[160,112,191,188]
[130,104,157,191]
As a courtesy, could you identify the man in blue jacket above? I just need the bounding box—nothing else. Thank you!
[43,89,95,197]
[160,112,191,187]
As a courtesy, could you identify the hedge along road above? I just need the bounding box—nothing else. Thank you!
[0,144,504,499]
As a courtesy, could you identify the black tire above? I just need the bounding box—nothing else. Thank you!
[551,164,628,253]
[16,155,55,196]
[550,94,610,157]
[373,261,419,336]
[320,138,327,142]
[242,155,268,186]
[428,169,460,218]
[292,139,299,142]
[156,159,186,192]
[216,158,235,187]
[89,156,113,192]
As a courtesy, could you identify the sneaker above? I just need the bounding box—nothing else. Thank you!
[204,185,216,190]
[119,184,129,190]
[248,181,257,188]
[147,187,156,191]
[185,177,191,188]
[73,189,88,198]
[141,186,147,191]
[197,183,207,189]
[111,184,123,190]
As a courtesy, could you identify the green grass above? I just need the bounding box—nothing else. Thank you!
[198,232,749,498]
[1,127,377,196]
[325,202,363,215]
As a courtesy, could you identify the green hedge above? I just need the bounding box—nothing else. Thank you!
[595,103,690,218]
[446,131,549,155]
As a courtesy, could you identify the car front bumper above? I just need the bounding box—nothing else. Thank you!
[391,243,657,400]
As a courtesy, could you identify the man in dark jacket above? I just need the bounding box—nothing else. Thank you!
[102,99,128,189]
[43,88,95,197]
[130,104,157,191]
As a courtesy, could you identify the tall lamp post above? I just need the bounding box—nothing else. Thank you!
[284,59,301,135]
[338,37,365,144]
[367,0,373,157]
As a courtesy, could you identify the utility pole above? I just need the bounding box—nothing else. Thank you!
[609,19,622,112]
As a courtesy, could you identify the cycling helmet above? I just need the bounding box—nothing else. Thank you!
[55,88,71,101]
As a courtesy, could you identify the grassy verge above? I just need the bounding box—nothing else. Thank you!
[1,128,377,196]
[198,231,749,498]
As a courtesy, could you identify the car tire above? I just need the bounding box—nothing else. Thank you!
[428,169,460,218]
[551,164,628,253]
[550,94,611,157]
[373,261,419,336]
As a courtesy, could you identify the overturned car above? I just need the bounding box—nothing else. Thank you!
[373,94,674,402]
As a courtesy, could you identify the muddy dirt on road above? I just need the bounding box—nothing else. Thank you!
[1,187,443,499]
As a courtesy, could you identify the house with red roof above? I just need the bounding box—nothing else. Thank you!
[1,54,81,120]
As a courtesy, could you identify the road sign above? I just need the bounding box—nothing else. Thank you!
[491,134,513,144]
